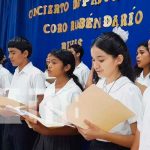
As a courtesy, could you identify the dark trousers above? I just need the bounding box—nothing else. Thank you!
[0,124,4,150]
[2,121,37,150]
[90,140,130,150]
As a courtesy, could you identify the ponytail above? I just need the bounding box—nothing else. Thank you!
[69,74,83,91]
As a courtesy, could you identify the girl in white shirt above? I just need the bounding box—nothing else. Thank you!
[24,50,85,150]
[77,32,142,150]
[135,41,150,87]
[131,40,150,150]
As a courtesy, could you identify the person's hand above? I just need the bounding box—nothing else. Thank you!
[23,115,41,132]
[23,115,37,124]
[23,115,49,135]
[77,120,107,140]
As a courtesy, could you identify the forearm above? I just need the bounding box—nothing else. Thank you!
[102,132,134,148]
[37,95,44,110]
[40,126,79,136]
[131,129,140,150]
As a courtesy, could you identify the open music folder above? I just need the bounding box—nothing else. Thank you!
[66,84,135,131]
[0,96,65,127]
[0,96,25,108]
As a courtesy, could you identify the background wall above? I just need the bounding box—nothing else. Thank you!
[0,0,149,72]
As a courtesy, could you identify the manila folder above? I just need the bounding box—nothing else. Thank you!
[66,84,135,131]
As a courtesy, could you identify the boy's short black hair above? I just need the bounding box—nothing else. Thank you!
[0,48,5,62]
[8,37,32,58]
[69,44,84,60]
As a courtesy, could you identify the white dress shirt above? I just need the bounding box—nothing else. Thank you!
[8,62,46,105]
[136,71,150,87]
[39,78,82,125]
[96,76,142,142]
[139,87,150,150]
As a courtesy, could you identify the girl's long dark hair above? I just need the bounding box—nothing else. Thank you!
[92,32,135,82]
[50,50,83,91]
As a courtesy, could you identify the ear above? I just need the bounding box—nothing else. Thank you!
[64,64,71,72]
[23,50,29,58]
[116,54,124,65]
[76,52,80,58]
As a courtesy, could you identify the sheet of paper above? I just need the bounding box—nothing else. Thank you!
[67,84,135,131]
[0,96,25,108]
[5,105,66,128]
[0,96,74,128]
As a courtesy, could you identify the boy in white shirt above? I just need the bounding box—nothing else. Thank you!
[2,37,46,150]
[69,44,90,89]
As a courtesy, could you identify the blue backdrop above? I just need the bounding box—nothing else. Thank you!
[0,0,150,72]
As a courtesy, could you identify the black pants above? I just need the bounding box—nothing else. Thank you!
[0,124,4,150]
[33,134,85,150]
[90,140,130,150]
[2,121,37,150]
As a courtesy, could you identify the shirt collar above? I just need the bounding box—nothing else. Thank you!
[76,62,83,69]
[140,71,150,79]
[97,76,132,93]
[50,78,75,96]
[15,62,33,75]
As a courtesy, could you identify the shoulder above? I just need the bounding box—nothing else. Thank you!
[115,76,141,93]
[115,77,142,110]
[80,62,90,71]
[27,65,44,79]
[96,78,105,88]
[68,79,82,93]
[0,67,12,77]
[29,65,43,74]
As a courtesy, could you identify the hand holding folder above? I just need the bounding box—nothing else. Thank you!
[66,85,135,131]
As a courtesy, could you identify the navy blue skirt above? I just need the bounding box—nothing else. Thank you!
[90,140,130,150]
[33,134,85,150]
[2,121,37,150]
